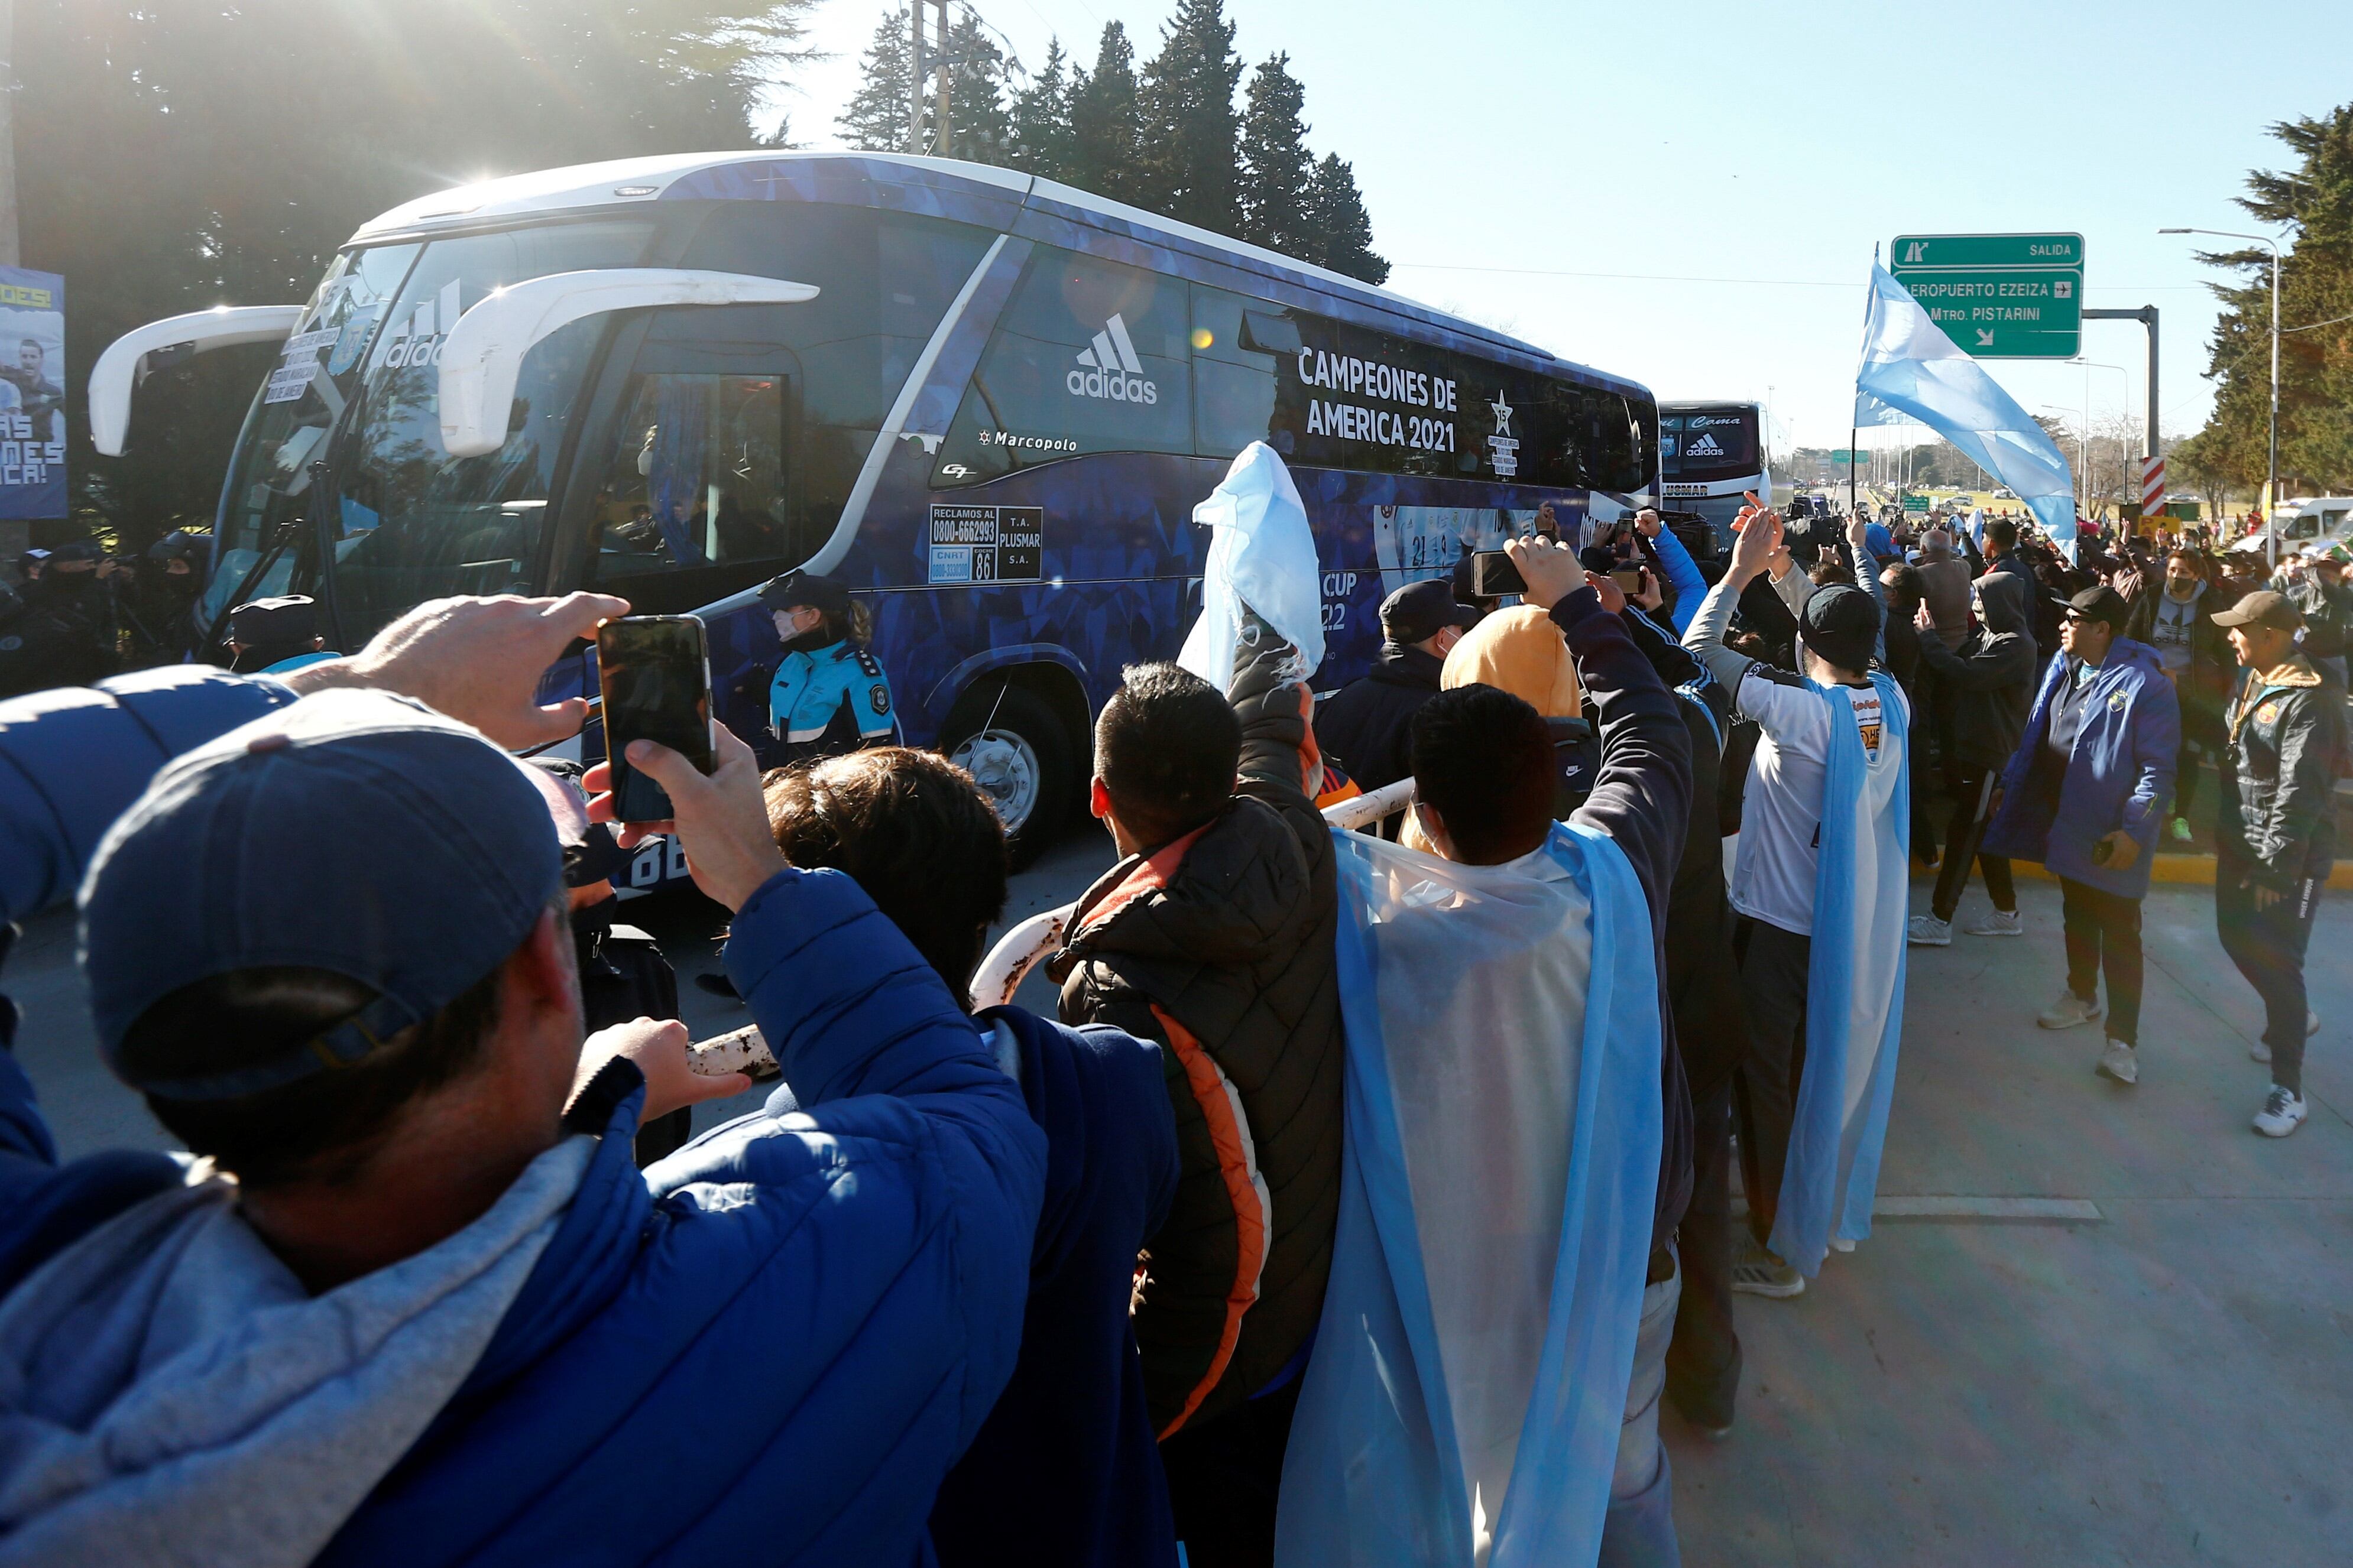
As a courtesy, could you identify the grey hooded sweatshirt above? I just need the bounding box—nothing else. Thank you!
[1915,570,2039,770]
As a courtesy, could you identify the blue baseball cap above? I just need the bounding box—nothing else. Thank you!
[78,689,565,1100]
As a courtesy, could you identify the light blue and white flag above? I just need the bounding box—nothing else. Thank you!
[1769,673,1910,1277]
[1853,265,2077,554]
[1278,822,1661,1568]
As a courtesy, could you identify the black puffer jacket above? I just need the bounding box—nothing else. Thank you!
[1314,642,1444,793]
[1051,635,1341,1437]
[1916,570,2038,770]
[2219,654,2345,889]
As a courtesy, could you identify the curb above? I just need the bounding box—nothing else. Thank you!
[1908,854,2353,890]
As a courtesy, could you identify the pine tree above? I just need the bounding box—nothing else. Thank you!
[939,9,1015,166]
[1236,53,1313,257]
[1307,153,1389,284]
[837,7,916,152]
[2177,105,2353,494]
[1136,0,1242,232]
[1067,23,1145,204]
[1008,37,1074,179]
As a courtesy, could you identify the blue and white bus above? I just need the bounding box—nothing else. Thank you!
[96,152,1658,865]
[1656,401,1767,554]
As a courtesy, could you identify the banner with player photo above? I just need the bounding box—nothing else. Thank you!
[0,267,67,521]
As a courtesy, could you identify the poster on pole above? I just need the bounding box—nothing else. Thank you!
[0,268,67,522]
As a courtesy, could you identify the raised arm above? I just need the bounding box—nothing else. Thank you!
[1636,509,1707,635]
[1683,501,1785,704]
[1508,537,1690,930]
[1229,608,1320,805]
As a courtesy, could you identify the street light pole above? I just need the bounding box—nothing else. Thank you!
[2161,227,2284,569]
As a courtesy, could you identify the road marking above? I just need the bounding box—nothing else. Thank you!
[1873,1196,2104,1222]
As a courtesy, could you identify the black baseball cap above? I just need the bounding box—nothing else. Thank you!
[49,538,102,564]
[1379,579,1475,645]
[757,569,851,622]
[2211,589,2305,633]
[1799,583,1882,673]
[228,595,318,647]
[2054,585,2130,631]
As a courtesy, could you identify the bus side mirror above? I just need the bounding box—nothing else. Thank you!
[89,305,308,456]
[437,269,819,459]
[1239,310,1303,356]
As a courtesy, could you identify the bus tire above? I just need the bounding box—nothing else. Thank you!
[941,683,1074,871]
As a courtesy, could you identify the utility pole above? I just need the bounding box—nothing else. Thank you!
[0,0,18,268]
[908,3,926,155]
[934,1,953,157]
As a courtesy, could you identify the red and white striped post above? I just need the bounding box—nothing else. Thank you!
[2140,456,2166,531]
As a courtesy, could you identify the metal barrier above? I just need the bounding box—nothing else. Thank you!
[688,775,1417,1079]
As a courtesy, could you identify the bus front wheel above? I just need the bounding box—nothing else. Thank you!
[943,684,1074,870]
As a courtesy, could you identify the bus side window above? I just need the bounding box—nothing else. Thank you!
[1190,285,1279,461]
[934,246,1192,485]
[589,369,795,592]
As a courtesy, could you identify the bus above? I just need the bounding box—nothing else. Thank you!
[95,152,1658,869]
[1656,401,1767,553]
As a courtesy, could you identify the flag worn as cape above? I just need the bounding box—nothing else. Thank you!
[1276,822,1661,1568]
[1768,673,1910,1277]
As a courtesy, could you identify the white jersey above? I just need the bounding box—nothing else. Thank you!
[1728,666,1911,937]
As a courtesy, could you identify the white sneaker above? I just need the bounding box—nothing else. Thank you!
[2252,1038,2273,1063]
[2096,1038,2139,1085]
[1827,1236,1857,1254]
[2254,1085,2307,1138]
[1907,914,1953,947]
[1964,909,2023,937]
[2038,990,2102,1030]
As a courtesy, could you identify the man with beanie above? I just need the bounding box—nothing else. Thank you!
[0,595,1048,1564]
[1979,587,2179,1086]
[1906,571,2039,944]
[1686,506,1911,1299]
[1314,577,1474,796]
[2208,590,2345,1137]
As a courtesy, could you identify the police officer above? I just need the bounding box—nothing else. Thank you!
[1,538,118,695]
[122,532,207,667]
[754,569,896,768]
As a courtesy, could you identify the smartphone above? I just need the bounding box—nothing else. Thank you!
[596,615,715,824]
[1471,550,1525,597]
[1612,567,1647,596]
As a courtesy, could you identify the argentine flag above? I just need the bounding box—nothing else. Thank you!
[1853,265,2077,553]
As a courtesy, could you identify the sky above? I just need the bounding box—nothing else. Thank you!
[761,0,2353,461]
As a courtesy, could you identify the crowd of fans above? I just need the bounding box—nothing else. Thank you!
[0,476,2342,1567]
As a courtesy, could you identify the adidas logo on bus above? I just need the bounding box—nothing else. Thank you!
[1687,432,1724,456]
[1066,314,1159,405]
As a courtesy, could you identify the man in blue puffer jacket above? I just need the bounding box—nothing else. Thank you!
[0,593,1045,1567]
[1981,586,2180,1089]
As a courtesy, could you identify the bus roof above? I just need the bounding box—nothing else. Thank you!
[348,150,1648,400]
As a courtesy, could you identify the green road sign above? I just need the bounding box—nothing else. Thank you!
[1830,449,1864,465]
[1890,232,2083,359]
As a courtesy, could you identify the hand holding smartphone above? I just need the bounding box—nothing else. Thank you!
[596,616,715,824]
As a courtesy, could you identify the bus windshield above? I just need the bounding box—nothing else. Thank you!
[1660,405,1761,485]
[210,219,659,642]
